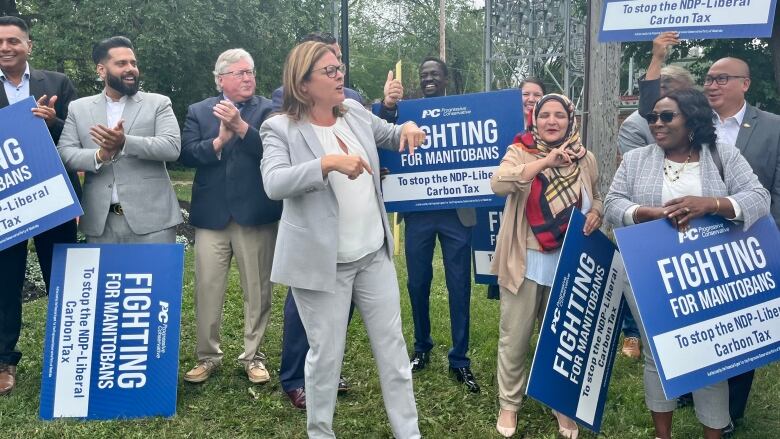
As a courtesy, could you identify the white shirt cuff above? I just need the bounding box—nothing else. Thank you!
[624,204,640,226]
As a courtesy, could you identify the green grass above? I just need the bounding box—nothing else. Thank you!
[3,190,780,437]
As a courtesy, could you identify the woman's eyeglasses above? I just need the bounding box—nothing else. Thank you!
[314,64,346,78]
[644,111,680,124]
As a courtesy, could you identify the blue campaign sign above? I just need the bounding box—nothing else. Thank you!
[599,0,778,42]
[378,89,523,212]
[0,97,82,251]
[472,207,504,285]
[40,244,184,420]
[526,210,627,432]
[615,215,780,399]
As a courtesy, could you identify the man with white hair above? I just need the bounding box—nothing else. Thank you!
[179,48,281,384]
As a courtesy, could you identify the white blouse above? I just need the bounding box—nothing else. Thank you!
[311,118,385,263]
[623,161,742,225]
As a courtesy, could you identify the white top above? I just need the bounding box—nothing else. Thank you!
[713,101,747,148]
[623,161,742,225]
[526,189,592,287]
[311,117,384,263]
[94,92,128,203]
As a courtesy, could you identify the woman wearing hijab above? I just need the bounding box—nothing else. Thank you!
[491,94,602,438]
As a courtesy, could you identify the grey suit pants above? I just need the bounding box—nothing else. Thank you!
[86,211,176,243]
[292,246,420,439]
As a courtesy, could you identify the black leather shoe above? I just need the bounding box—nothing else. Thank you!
[450,366,480,393]
[338,375,350,393]
[410,351,430,372]
[722,421,735,438]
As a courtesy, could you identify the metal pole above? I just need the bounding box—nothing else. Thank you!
[341,0,349,87]
[564,0,571,98]
[484,0,492,91]
[439,0,446,61]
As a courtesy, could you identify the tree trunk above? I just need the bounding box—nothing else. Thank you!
[584,0,621,201]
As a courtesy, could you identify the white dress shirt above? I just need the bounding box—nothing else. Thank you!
[713,101,747,148]
[0,62,31,105]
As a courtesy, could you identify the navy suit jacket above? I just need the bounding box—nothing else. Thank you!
[180,95,282,229]
[0,68,81,198]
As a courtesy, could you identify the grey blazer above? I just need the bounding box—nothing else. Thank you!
[604,142,769,231]
[57,91,183,236]
[617,109,653,155]
[260,99,403,292]
[734,104,780,226]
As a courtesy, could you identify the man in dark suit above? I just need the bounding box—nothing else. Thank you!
[271,31,404,409]
[179,48,281,385]
[0,15,79,395]
[402,57,479,392]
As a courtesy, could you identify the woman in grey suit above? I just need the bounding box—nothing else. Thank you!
[605,89,769,439]
[260,41,425,439]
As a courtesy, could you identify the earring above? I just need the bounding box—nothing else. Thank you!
[688,132,694,143]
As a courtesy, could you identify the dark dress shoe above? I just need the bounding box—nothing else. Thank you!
[722,421,736,438]
[450,366,480,393]
[410,351,430,372]
[338,375,350,393]
[285,387,306,410]
[0,364,16,396]
[676,392,693,409]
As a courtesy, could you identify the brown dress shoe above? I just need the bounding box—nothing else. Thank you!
[0,364,17,396]
[621,337,641,359]
[285,387,306,409]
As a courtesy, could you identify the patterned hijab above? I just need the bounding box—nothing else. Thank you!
[520,94,588,251]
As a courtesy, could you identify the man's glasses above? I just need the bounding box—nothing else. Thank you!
[314,64,346,78]
[703,74,749,86]
[219,69,255,79]
[644,111,680,124]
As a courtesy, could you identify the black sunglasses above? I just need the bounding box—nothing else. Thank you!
[644,111,680,124]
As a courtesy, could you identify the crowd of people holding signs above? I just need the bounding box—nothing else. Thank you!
[1,2,780,437]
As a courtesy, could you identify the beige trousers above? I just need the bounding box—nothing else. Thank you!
[497,279,551,411]
[193,221,277,364]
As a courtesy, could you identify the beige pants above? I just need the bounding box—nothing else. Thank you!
[193,221,277,364]
[497,279,551,411]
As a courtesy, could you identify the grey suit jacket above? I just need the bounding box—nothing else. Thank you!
[618,110,653,155]
[734,104,780,226]
[260,99,403,292]
[57,91,183,236]
[604,142,769,231]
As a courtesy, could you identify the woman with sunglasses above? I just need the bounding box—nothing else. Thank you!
[604,88,768,439]
[260,41,426,438]
[491,93,602,438]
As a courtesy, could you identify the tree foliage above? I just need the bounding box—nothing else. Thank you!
[4,0,485,121]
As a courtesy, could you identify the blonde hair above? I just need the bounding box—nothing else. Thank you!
[281,41,345,120]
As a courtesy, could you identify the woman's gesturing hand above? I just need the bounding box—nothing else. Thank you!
[322,154,373,180]
[399,122,427,155]
[544,148,572,168]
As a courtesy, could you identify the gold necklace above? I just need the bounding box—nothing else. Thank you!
[663,151,692,183]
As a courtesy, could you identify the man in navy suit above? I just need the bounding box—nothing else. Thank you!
[179,48,281,385]
[0,16,80,395]
[271,31,404,409]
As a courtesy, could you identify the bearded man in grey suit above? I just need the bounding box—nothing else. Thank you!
[58,36,182,243]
